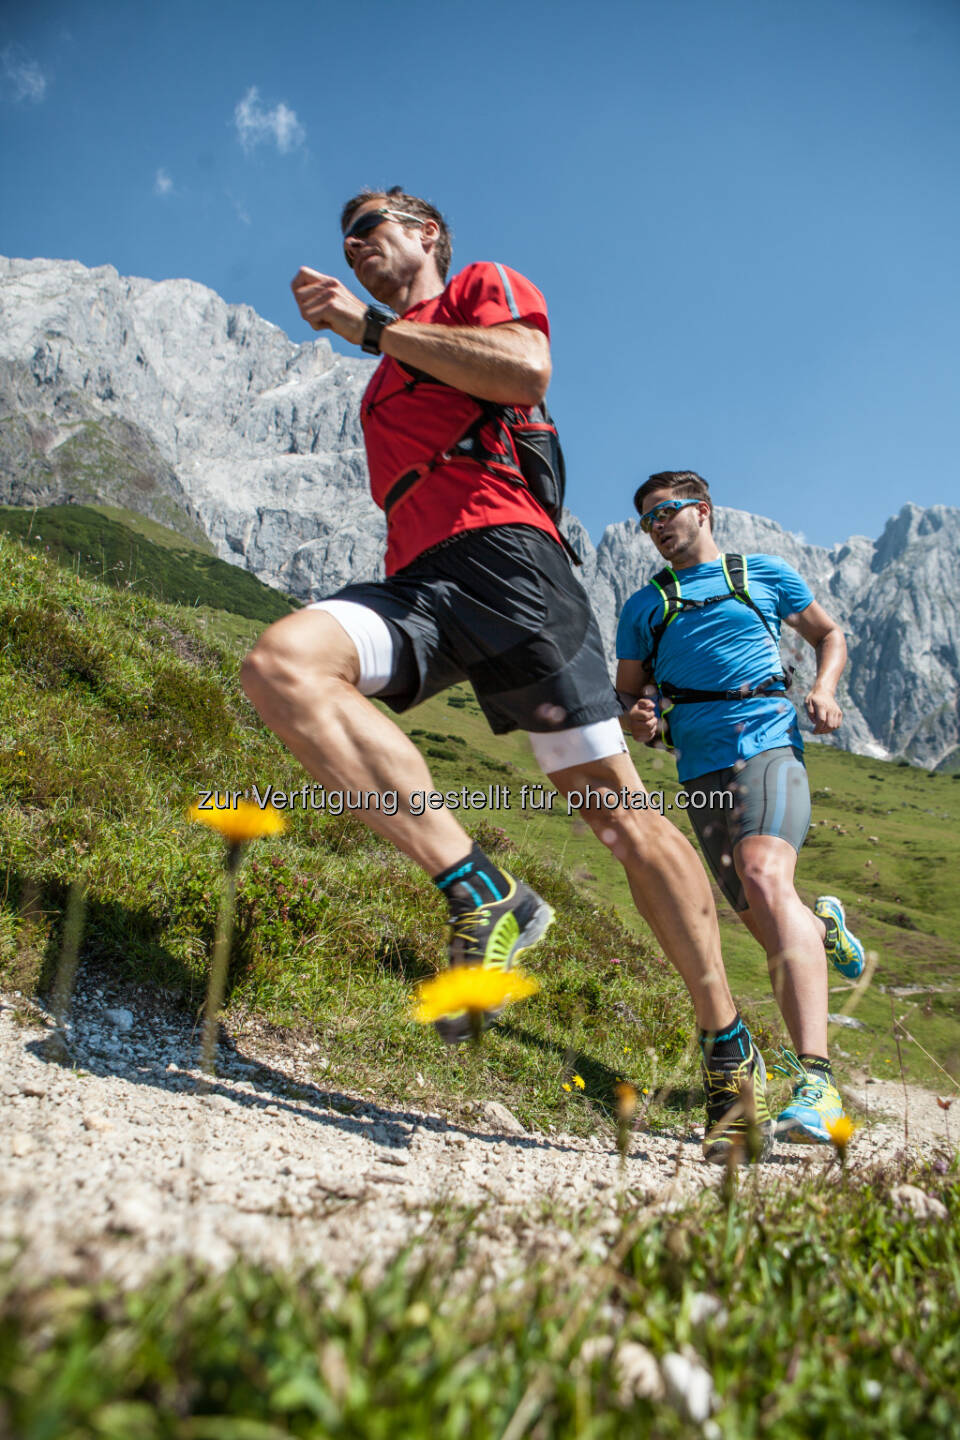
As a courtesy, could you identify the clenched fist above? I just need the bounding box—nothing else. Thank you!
[291,267,367,346]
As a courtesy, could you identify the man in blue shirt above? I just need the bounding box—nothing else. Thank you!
[617,471,865,1145]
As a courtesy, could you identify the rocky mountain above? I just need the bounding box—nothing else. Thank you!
[2,256,957,769]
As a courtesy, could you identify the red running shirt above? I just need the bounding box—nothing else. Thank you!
[360,261,561,574]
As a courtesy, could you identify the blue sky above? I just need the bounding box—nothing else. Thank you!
[2,0,958,550]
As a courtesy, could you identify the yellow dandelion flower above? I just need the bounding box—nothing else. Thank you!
[573,1074,585,1090]
[562,1082,572,1093]
[411,965,539,1024]
[623,1046,631,1054]
[825,1115,857,1150]
[614,1081,638,1120]
[188,799,287,843]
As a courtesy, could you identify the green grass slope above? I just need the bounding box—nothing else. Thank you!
[0,503,296,624]
[0,533,693,1132]
[1,523,957,1113]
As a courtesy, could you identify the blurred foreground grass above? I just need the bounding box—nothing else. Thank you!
[2,1161,958,1438]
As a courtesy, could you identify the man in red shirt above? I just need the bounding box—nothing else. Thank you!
[242,188,772,1159]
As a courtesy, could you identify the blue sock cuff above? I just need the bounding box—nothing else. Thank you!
[699,1014,752,1061]
[707,1016,746,1046]
[433,845,509,907]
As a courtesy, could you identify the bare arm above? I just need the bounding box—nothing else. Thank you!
[615,658,660,745]
[290,268,551,406]
[784,600,847,734]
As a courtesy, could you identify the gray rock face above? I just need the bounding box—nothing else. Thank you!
[0,256,384,590]
[2,256,958,767]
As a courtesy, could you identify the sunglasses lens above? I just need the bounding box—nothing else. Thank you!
[642,500,686,532]
[346,212,381,242]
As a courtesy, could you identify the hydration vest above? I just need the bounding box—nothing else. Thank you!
[370,362,580,565]
[642,554,793,747]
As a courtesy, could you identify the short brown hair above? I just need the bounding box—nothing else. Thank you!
[340,186,452,281]
[634,470,713,527]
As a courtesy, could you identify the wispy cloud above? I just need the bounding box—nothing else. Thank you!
[234,86,305,154]
[154,168,173,197]
[1,44,48,103]
[226,190,252,226]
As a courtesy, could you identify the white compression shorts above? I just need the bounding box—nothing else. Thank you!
[307,597,627,771]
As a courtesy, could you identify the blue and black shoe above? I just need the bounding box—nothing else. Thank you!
[815,895,865,980]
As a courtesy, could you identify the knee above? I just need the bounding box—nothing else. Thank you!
[738,862,789,915]
[585,804,674,866]
[240,629,297,710]
[240,615,354,717]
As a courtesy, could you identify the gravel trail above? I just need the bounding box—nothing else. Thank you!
[1,988,952,1291]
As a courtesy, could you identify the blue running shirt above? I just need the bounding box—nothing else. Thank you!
[616,554,814,782]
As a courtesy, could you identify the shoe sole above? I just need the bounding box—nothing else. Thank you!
[703,1125,775,1165]
[434,898,555,1045]
[511,898,556,964]
[817,895,865,979]
[776,1121,831,1145]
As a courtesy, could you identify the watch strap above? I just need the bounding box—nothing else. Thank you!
[361,304,398,354]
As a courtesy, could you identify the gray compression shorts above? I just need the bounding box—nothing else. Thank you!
[682,747,811,912]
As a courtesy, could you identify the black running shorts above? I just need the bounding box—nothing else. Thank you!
[326,525,618,734]
[682,746,812,912]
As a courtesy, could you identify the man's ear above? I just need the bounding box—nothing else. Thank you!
[419,219,440,254]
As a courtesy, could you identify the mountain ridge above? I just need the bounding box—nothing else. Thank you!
[2,254,957,767]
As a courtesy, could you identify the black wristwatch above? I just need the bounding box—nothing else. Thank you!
[361,303,398,354]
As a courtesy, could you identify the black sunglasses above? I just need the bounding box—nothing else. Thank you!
[342,208,424,265]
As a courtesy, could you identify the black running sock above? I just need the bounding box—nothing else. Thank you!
[798,1054,834,1082]
[700,1012,751,1064]
[433,845,511,915]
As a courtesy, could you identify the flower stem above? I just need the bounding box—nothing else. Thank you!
[201,842,243,1076]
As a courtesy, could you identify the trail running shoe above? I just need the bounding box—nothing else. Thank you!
[774,1049,846,1144]
[815,895,865,980]
[701,1042,775,1164]
[434,874,555,1044]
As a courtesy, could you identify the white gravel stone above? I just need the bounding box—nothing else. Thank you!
[614,1342,664,1403]
[687,1292,729,1328]
[482,1101,527,1135]
[107,1007,135,1029]
[662,1350,715,1422]
[889,1184,949,1222]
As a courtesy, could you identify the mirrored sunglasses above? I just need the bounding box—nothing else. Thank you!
[639,497,701,534]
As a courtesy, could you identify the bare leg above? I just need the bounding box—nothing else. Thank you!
[734,835,828,1056]
[546,753,736,1032]
[241,609,472,874]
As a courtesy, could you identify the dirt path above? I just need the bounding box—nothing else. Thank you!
[1,987,953,1291]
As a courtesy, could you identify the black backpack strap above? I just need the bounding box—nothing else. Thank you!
[643,567,683,674]
[721,553,780,649]
[660,675,789,704]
